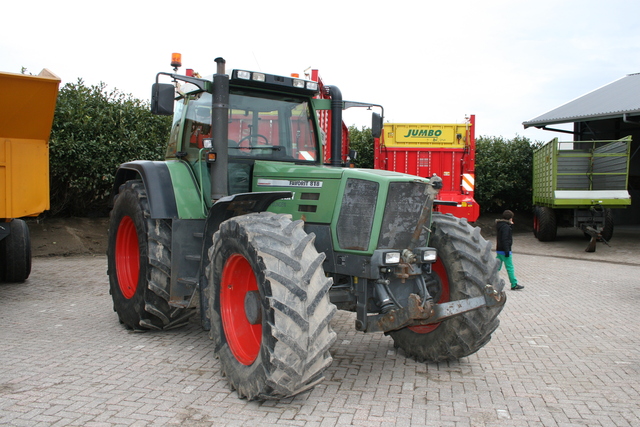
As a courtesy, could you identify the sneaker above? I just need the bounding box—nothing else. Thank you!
[511,284,524,290]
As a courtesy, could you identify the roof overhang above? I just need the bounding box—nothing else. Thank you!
[523,109,640,129]
[523,73,640,129]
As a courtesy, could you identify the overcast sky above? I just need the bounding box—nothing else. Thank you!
[4,0,640,143]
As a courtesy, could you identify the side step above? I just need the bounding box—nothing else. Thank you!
[170,219,205,308]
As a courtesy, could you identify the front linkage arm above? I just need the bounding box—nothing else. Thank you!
[367,285,506,333]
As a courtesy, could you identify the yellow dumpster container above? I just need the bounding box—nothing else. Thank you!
[0,69,60,282]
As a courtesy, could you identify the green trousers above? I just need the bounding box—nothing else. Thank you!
[496,254,518,287]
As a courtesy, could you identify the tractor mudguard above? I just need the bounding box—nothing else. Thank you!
[112,161,178,219]
[204,191,294,235]
[198,190,293,330]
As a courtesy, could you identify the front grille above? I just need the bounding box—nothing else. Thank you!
[336,178,379,250]
[378,181,428,249]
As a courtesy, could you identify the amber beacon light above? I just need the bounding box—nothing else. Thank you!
[171,53,182,71]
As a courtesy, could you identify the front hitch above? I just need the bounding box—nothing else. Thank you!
[359,284,506,333]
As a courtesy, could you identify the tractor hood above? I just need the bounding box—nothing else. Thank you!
[254,161,433,254]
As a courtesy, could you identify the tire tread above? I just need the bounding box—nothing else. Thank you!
[207,212,336,400]
[389,213,505,362]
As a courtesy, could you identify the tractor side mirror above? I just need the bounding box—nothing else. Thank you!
[371,112,383,138]
[151,83,175,115]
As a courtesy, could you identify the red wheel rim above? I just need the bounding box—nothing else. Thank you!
[409,259,450,334]
[220,254,261,365]
[115,216,140,299]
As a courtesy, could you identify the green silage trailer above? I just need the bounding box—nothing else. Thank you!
[532,136,632,250]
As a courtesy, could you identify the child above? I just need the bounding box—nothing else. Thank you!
[496,210,524,290]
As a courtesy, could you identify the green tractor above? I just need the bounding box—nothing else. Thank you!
[107,57,506,400]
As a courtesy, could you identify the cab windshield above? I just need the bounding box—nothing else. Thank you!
[179,91,319,163]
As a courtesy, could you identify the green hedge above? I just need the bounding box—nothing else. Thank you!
[475,135,540,213]
[347,125,375,168]
[49,80,171,216]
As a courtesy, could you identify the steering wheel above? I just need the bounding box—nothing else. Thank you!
[237,134,269,150]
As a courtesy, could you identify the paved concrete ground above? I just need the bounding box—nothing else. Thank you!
[1,228,639,426]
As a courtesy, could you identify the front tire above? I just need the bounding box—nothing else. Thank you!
[389,213,505,362]
[107,180,191,330]
[206,212,336,400]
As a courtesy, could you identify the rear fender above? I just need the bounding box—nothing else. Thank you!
[112,161,178,219]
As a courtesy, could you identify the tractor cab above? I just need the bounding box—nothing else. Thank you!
[156,66,324,201]
[167,89,320,163]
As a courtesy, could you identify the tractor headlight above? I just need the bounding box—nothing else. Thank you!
[237,70,251,80]
[415,247,437,263]
[236,70,266,82]
[383,251,401,265]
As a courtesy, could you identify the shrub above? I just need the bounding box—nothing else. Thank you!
[475,135,540,213]
[49,80,171,216]
[347,125,374,168]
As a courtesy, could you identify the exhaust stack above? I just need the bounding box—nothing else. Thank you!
[210,57,230,201]
[326,85,343,167]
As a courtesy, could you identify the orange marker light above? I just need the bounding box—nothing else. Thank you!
[171,53,182,68]
[291,73,299,78]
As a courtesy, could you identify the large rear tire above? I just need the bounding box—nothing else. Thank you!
[388,213,505,362]
[535,206,557,241]
[107,180,191,330]
[206,212,336,400]
[0,219,32,283]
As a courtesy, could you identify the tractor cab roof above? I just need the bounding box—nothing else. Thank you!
[177,70,319,98]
